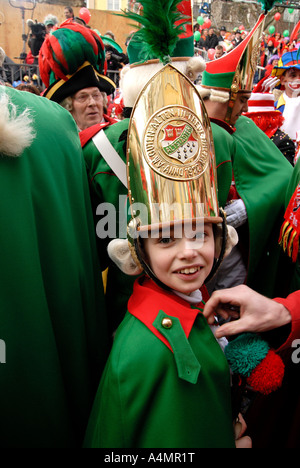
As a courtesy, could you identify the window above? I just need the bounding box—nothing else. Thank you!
[107,0,121,10]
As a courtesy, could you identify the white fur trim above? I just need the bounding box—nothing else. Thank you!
[0,91,35,157]
[184,56,206,82]
[0,47,5,67]
[214,224,238,260]
[210,89,230,103]
[121,58,206,108]
[225,225,239,258]
[107,239,143,276]
[197,86,230,103]
[196,85,211,100]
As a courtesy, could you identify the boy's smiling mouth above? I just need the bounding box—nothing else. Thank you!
[174,265,203,276]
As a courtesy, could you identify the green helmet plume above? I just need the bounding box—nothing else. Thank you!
[119,0,189,65]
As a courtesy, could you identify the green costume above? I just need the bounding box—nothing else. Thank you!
[0,87,109,447]
[84,278,235,448]
[212,117,293,297]
[82,119,136,332]
[244,159,300,449]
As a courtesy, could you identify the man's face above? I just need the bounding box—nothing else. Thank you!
[70,87,104,131]
[64,8,73,19]
[215,48,224,59]
[230,92,251,126]
[280,68,300,98]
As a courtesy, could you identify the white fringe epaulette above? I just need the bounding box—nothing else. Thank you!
[0,91,35,157]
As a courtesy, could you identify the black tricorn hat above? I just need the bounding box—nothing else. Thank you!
[43,61,115,103]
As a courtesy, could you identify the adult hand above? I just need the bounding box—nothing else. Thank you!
[234,413,252,449]
[203,285,292,338]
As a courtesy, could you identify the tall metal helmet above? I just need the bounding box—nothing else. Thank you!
[126,64,227,285]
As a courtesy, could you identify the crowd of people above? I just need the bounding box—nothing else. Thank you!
[0,0,300,450]
[0,5,128,93]
[194,21,299,69]
[194,24,249,56]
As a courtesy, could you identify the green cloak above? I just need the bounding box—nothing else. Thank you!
[83,119,136,332]
[212,116,293,297]
[84,278,235,448]
[0,87,109,447]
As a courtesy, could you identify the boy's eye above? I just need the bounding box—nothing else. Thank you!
[159,237,173,245]
[190,231,206,240]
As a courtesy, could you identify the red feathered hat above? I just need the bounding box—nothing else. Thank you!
[39,20,115,102]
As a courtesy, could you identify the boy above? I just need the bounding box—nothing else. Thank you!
[83,65,242,449]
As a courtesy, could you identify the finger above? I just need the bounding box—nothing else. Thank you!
[205,310,230,326]
[203,289,238,318]
[235,436,252,449]
[215,318,250,338]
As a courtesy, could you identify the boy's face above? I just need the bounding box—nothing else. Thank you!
[143,223,215,295]
[281,68,300,98]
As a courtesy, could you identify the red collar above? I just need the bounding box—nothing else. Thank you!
[128,277,209,352]
[79,115,118,148]
[210,118,236,134]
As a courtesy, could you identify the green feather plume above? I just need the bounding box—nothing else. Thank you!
[256,0,285,13]
[117,0,188,64]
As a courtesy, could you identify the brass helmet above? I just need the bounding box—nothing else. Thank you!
[200,0,285,124]
[126,64,228,286]
[201,14,266,124]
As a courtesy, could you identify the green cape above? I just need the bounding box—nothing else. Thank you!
[212,116,293,297]
[84,278,235,448]
[0,87,109,447]
[83,119,136,332]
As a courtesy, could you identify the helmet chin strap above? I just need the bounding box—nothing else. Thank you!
[225,91,238,125]
[205,209,228,285]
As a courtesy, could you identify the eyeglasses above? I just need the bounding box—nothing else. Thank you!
[73,92,103,104]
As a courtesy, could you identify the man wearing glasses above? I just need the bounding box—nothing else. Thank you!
[40,23,116,131]
[70,88,108,131]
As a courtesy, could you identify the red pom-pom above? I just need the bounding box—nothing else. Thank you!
[246,350,285,395]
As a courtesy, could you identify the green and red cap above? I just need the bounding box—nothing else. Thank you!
[39,20,115,102]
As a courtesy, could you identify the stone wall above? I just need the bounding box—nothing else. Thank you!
[210,0,261,32]
[197,0,299,36]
